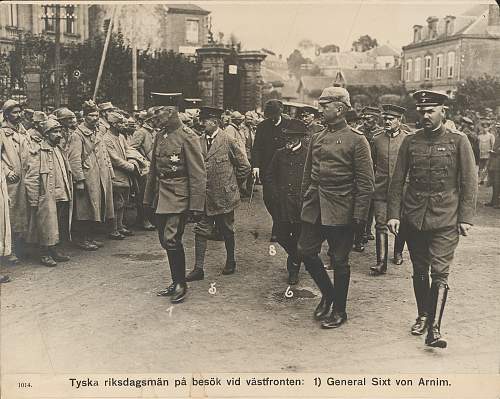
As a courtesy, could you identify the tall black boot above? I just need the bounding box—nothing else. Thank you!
[352,231,365,252]
[304,256,334,320]
[166,249,187,303]
[393,234,405,265]
[222,234,236,275]
[287,255,300,285]
[370,232,388,275]
[425,283,448,348]
[322,270,350,329]
[411,274,430,335]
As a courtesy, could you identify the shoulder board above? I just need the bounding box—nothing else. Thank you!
[448,128,466,136]
[350,127,365,136]
[372,130,384,138]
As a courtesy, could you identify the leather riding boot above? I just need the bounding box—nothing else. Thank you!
[370,232,388,275]
[222,234,236,275]
[425,283,449,348]
[287,255,300,285]
[393,234,405,265]
[352,232,365,252]
[166,248,187,303]
[411,274,430,335]
[171,283,187,303]
[186,236,207,282]
[321,270,350,329]
[304,256,334,319]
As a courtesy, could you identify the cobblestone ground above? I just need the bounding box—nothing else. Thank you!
[1,186,499,374]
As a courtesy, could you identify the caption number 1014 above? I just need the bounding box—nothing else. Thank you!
[18,382,32,388]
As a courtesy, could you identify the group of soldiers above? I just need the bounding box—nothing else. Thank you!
[0,81,494,350]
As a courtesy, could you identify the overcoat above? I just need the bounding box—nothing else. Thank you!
[67,123,115,222]
[0,138,11,256]
[24,140,73,246]
[200,130,251,216]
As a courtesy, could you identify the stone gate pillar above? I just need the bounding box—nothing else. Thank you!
[196,46,231,109]
[238,51,266,112]
[24,65,42,110]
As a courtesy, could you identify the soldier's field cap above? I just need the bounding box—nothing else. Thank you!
[361,106,380,116]
[381,104,406,117]
[82,100,99,115]
[2,99,21,113]
[231,111,244,121]
[98,102,115,111]
[318,86,351,108]
[33,111,48,123]
[412,90,448,110]
[199,106,224,121]
[461,116,474,125]
[107,111,125,125]
[54,107,76,120]
[283,119,307,135]
[41,118,62,135]
[264,99,283,117]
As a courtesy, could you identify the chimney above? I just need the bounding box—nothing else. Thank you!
[426,16,439,39]
[444,15,456,36]
[413,24,423,42]
[488,4,500,26]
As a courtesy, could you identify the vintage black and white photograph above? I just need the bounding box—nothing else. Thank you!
[0,1,499,397]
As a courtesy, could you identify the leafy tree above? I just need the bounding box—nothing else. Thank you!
[455,74,500,114]
[352,35,378,52]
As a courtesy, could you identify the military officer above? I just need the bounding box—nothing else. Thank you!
[54,107,78,153]
[387,90,477,348]
[97,102,115,138]
[185,106,250,281]
[299,106,324,134]
[298,86,375,329]
[266,119,309,285]
[143,106,206,304]
[370,104,408,276]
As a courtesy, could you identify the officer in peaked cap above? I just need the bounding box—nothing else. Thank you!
[387,90,477,348]
[265,119,309,285]
[97,101,115,137]
[54,108,78,152]
[199,106,224,122]
[369,104,408,277]
[143,103,206,304]
[298,86,375,329]
[299,105,323,134]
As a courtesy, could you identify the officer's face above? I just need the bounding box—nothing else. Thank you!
[364,115,377,127]
[418,106,445,130]
[204,118,218,134]
[85,112,99,128]
[384,115,401,132]
[6,107,21,124]
[47,128,63,146]
[302,113,315,125]
[320,101,344,123]
[60,117,77,129]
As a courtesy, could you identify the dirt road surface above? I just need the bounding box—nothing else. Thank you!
[1,187,499,374]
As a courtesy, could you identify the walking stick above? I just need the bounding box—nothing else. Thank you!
[246,175,256,215]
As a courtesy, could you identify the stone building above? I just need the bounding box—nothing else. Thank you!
[88,4,210,55]
[0,4,90,53]
[402,4,500,96]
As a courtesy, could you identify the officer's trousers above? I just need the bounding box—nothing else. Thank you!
[405,224,459,285]
[298,222,354,275]
[262,182,278,235]
[156,213,187,251]
[275,221,301,265]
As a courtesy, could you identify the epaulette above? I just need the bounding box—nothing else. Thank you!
[350,127,364,135]
[448,128,466,136]
[372,130,384,138]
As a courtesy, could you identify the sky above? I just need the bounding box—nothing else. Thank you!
[195,1,491,56]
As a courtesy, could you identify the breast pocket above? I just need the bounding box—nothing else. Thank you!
[431,143,456,169]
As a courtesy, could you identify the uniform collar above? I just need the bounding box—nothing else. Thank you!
[327,119,347,132]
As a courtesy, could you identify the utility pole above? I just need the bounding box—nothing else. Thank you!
[54,4,61,108]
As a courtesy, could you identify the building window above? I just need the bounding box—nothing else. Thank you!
[405,59,413,81]
[424,56,432,80]
[8,5,19,26]
[65,5,76,34]
[414,57,421,81]
[436,54,443,79]
[42,5,57,32]
[447,51,455,78]
[185,19,199,44]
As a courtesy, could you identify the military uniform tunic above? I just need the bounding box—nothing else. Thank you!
[387,125,477,283]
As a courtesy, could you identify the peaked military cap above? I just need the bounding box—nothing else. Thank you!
[381,104,406,117]
[361,106,380,116]
[82,100,99,115]
[318,86,351,108]
[413,90,448,110]
[107,111,125,125]
[199,106,224,121]
[283,118,307,135]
